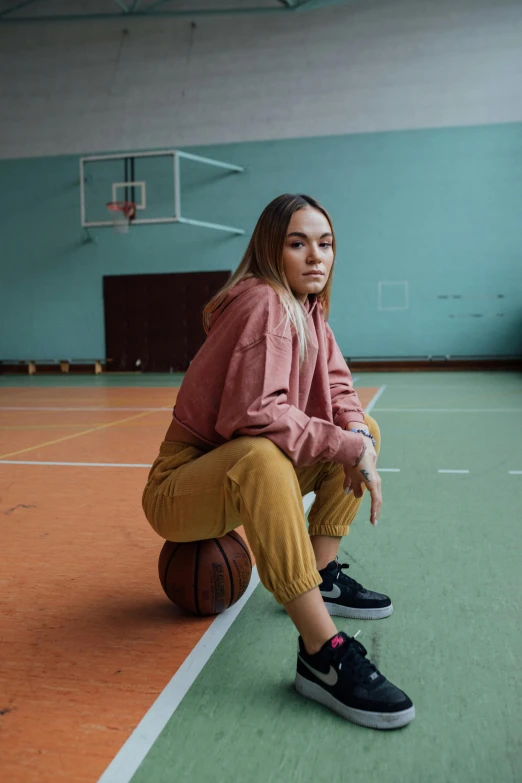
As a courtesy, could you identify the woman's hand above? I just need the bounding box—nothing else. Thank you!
[343,439,381,526]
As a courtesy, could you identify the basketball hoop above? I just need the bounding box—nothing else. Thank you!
[106,201,136,234]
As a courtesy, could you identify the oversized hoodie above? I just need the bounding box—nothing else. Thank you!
[173,277,366,467]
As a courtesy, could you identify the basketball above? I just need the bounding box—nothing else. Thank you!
[158,531,253,616]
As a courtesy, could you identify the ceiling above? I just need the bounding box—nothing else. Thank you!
[0,0,349,23]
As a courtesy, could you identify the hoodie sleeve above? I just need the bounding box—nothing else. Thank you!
[214,332,365,468]
[325,323,365,428]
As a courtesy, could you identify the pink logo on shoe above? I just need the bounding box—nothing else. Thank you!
[331,635,345,649]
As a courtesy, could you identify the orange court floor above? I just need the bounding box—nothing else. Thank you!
[0,384,378,783]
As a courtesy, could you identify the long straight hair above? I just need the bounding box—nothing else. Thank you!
[202,194,336,366]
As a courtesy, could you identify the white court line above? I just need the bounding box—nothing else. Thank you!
[360,383,522,390]
[0,460,152,468]
[97,491,316,783]
[0,406,170,412]
[374,408,522,413]
[364,385,386,414]
[51,391,386,783]
[5,462,518,476]
[97,566,261,783]
[97,395,388,782]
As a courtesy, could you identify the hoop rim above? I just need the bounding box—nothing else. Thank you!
[106,200,136,217]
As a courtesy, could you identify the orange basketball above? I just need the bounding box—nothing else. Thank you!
[158,531,252,616]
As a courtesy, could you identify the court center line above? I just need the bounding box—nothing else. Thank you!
[4,462,519,476]
[0,411,156,460]
[0,460,399,473]
[374,408,522,413]
[0,406,171,411]
[0,460,153,468]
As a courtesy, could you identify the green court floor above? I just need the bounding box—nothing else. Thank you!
[126,372,521,783]
[2,371,521,782]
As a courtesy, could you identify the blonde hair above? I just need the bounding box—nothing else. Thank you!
[202,194,335,367]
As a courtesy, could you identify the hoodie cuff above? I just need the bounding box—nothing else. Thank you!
[332,429,366,467]
[336,411,365,430]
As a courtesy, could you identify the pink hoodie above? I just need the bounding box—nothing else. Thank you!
[173,277,366,467]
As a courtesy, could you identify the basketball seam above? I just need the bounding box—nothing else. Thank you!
[228,530,252,567]
[163,543,181,600]
[194,541,202,616]
[214,538,234,609]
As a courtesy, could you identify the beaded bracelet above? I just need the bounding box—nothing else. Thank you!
[349,428,376,448]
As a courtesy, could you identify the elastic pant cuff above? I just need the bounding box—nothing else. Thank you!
[273,570,322,605]
[308,524,351,538]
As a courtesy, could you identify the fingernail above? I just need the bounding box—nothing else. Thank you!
[344,488,352,495]
[374,519,379,526]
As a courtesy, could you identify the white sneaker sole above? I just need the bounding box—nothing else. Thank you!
[323,601,393,620]
[295,672,415,730]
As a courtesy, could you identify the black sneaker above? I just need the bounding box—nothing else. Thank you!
[319,560,393,620]
[295,632,415,730]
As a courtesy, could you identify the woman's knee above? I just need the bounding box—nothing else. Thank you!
[237,435,288,465]
[227,436,295,489]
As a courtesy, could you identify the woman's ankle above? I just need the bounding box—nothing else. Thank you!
[283,586,338,655]
[303,633,334,656]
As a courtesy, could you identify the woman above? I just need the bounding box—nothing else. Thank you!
[143,194,414,730]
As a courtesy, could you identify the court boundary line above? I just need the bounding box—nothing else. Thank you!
[97,566,262,783]
[97,490,317,783]
[364,385,386,414]
[95,387,386,783]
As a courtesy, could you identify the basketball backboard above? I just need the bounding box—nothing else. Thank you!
[80,149,245,234]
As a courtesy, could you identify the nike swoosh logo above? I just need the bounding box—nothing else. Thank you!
[299,656,338,686]
[320,584,341,599]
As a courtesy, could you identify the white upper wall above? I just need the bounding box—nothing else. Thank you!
[1,0,520,158]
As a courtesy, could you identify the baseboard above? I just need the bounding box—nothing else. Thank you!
[345,356,522,372]
[0,362,108,375]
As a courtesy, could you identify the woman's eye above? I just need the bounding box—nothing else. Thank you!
[291,241,304,248]
[320,243,332,248]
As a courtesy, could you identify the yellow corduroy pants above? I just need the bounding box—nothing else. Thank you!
[142,414,380,605]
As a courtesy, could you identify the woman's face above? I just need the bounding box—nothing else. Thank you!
[282,207,334,303]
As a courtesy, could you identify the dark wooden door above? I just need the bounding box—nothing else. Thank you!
[103,271,230,372]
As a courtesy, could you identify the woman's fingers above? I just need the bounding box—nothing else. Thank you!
[344,455,383,525]
[352,481,364,498]
[369,483,382,526]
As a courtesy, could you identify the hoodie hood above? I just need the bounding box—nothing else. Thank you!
[208,277,317,333]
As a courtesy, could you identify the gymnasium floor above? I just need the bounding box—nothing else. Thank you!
[1,371,521,783]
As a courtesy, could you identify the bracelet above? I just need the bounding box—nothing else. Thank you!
[349,428,376,448]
